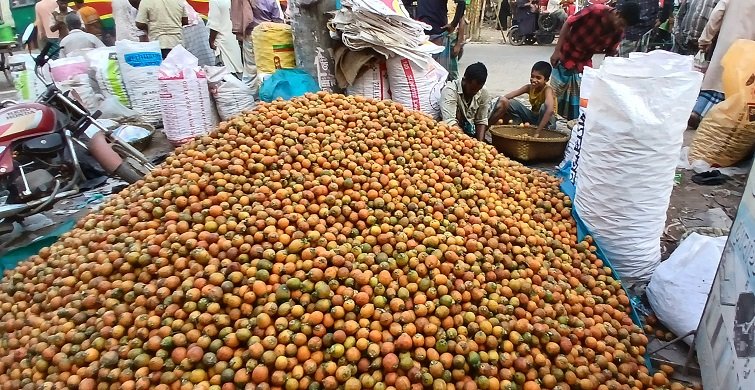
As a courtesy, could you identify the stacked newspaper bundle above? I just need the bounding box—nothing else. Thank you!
[330,0,442,66]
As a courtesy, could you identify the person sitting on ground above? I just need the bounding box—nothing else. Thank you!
[440,62,506,143]
[73,0,103,39]
[59,13,104,57]
[499,61,557,136]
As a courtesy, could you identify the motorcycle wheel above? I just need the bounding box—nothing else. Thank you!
[537,34,555,45]
[538,14,557,32]
[507,27,524,46]
[524,35,537,45]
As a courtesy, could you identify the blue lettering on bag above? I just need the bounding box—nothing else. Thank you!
[123,52,162,67]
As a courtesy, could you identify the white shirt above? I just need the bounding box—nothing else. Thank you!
[112,0,145,41]
[207,0,243,73]
[59,29,105,57]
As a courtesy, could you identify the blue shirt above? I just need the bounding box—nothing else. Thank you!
[417,0,464,35]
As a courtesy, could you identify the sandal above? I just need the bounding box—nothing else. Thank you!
[691,170,729,186]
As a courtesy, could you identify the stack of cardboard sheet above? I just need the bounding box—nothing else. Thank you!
[330,0,443,67]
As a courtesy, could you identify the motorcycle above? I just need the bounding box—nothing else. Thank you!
[0,43,154,224]
[508,0,568,46]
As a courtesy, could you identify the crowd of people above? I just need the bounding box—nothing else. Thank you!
[33,0,289,82]
[30,0,755,142]
[435,0,754,143]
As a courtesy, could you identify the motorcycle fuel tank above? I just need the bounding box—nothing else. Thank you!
[0,103,58,174]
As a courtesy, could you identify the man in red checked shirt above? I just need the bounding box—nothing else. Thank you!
[548,2,641,120]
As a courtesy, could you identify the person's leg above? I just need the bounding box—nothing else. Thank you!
[551,64,581,121]
[448,32,459,80]
[537,104,557,130]
[689,90,725,129]
[507,99,537,125]
[47,39,61,60]
[430,34,451,72]
[618,38,639,57]
[488,97,507,126]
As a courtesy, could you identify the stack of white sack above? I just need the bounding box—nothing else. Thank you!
[158,46,217,145]
[330,0,442,67]
[116,40,163,125]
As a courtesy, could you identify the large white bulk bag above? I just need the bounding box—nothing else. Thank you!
[116,40,162,125]
[205,66,255,121]
[573,52,703,284]
[84,47,131,108]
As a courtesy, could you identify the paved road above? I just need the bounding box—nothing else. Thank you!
[0,75,15,101]
[459,43,555,96]
[459,43,605,97]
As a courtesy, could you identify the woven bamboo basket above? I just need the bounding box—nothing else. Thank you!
[490,125,569,162]
[689,120,755,168]
[113,120,156,151]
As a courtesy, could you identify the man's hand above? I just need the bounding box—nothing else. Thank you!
[550,51,560,67]
[209,40,217,50]
[699,42,710,54]
[441,24,455,33]
[654,19,662,28]
[452,43,462,58]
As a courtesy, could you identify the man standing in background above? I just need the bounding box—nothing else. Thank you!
[50,0,80,40]
[113,0,146,41]
[416,0,466,71]
[73,0,103,39]
[617,0,673,56]
[231,0,283,92]
[59,13,104,57]
[549,2,640,119]
[688,0,755,128]
[34,0,58,50]
[136,0,188,58]
[674,0,719,55]
[208,0,244,76]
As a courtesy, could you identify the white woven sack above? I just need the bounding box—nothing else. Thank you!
[206,66,255,121]
[386,56,447,118]
[84,47,131,108]
[348,60,391,101]
[116,40,163,125]
[573,53,703,284]
[159,71,216,145]
[58,74,103,112]
[9,54,48,101]
[646,233,726,345]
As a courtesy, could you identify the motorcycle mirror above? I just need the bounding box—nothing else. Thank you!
[21,24,35,46]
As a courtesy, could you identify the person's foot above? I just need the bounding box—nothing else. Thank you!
[688,112,702,130]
